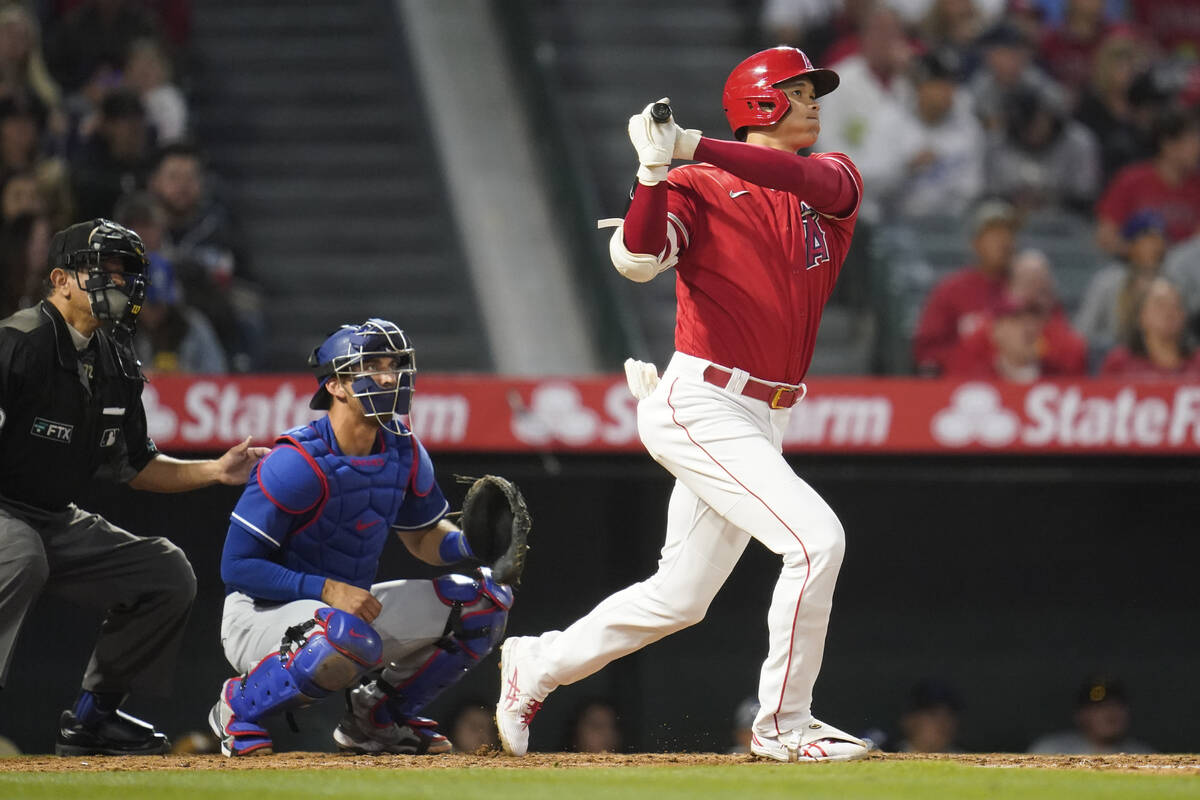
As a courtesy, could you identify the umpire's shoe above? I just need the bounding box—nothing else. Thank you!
[55,708,170,756]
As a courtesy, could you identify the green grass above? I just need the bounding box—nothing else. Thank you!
[1,761,1198,800]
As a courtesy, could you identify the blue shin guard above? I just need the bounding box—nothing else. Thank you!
[213,608,382,756]
[371,569,512,724]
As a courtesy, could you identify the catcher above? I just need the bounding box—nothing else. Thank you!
[207,318,529,756]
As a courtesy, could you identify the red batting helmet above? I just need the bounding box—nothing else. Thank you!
[722,46,840,138]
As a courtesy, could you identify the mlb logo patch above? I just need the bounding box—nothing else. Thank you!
[100,428,120,447]
[31,417,73,443]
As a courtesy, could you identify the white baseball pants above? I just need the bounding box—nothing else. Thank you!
[527,352,846,738]
[221,579,456,678]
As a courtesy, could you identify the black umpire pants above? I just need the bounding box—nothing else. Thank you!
[0,501,196,696]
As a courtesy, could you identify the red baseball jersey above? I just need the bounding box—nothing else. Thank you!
[1096,161,1200,244]
[665,152,862,385]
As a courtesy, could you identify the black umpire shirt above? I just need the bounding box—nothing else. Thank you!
[0,301,157,514]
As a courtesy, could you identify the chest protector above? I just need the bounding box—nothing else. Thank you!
[276,418,420,588]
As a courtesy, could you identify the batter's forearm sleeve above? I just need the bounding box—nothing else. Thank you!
[623,181,669,255]
[693,138,857,216]
[221,523,326,601]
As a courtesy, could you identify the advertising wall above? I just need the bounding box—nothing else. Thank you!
[142,374,1200,455]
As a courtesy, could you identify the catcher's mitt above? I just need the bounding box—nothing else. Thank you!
[456,475,531,586]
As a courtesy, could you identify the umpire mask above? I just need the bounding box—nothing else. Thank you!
[52,219,149,339]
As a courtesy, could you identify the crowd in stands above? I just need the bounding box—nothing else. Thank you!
[3,1,1198,381]
[763,0,1200,379]
[0,0,259,373]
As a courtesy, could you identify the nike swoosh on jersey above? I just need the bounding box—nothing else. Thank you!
[355,519,378,531]
[729,190,750,198]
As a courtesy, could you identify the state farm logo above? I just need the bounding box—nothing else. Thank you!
[510,382,638,447]
[932,382,1200,449]
[932,384,1019,447]
[141,385,178,441]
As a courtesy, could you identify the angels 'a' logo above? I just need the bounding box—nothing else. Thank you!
[800,203,829,271]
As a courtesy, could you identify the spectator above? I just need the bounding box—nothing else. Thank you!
[895,677,964,753]
[0,211,51,317]
[912,199,1019,374]
[946,249,1088,378]
[1028,676,1155,754]
[985,85,1100,215]
[969,22,1067,133]
[1127,0,1200,57]
[1037,0,1114,102]
[0,5,63,126]
[1,169,42,221]
[447,699,500,754]
[1008,247,1088,372]
[147,141,261,370]
[1007,0,1047,49]
[1162,232,1200,340]
[917,0,986,71]
[945,293,1047,380]
[45,0,160,95]
[113,190,226,374]
[729,697,759,754]
[1095,109,1200,255]
[563,699,623,754]
[1075,210,1167,358]
[1074,31,1153,184]
[123,37,186,144]
[0,96,72,228]
[758,0,860,66]
[814,4,916,221]
[70,88,151,220]
[893,48,986,218]
[1099,277,1200,378]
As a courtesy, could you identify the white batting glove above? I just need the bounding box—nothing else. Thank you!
[623,358,660,400]
[674,122,702,161]
[628,97,676,185]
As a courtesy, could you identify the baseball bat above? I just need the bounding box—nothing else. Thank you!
[651,102,672,123]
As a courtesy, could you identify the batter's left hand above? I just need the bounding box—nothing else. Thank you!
[629,97,677,184]
[213,436,270,485]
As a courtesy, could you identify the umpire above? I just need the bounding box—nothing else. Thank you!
[0,219,267,755]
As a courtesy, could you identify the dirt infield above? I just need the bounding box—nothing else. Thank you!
[1,751,1198,774]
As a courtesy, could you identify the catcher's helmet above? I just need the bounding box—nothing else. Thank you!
[722,46,840,139]
[308,318,416,435]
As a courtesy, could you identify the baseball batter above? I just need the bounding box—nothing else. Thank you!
[208,319,513,756]
[496,47,870,762]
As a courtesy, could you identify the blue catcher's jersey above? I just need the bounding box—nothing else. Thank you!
[226,415,448,594]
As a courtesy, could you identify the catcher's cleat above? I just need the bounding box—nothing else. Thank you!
[208,678,273,757]
[333,713,451,755]
[332,681,451,755]
[55,708,169,756]
[750,719,871,763]
[495,637,545,756]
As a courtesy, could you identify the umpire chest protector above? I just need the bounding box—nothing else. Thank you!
[269,416,432,588]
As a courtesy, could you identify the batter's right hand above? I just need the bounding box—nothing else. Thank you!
[321,579,382,623]
[629,97,676,185]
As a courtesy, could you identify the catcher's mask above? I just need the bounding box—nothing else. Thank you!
[308,318,416,435]
[50,218,149,339]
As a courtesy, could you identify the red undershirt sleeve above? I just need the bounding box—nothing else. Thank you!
[693,138,858,217]
[622,181,669,255]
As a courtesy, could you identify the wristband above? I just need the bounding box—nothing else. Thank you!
[438,529,475,564]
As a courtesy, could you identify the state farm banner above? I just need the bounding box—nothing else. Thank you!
[141,374,1200,455]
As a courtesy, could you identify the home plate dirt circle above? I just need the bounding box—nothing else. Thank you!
[0,751,1198,773]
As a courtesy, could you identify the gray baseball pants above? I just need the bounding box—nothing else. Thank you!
[0,501,196,696]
